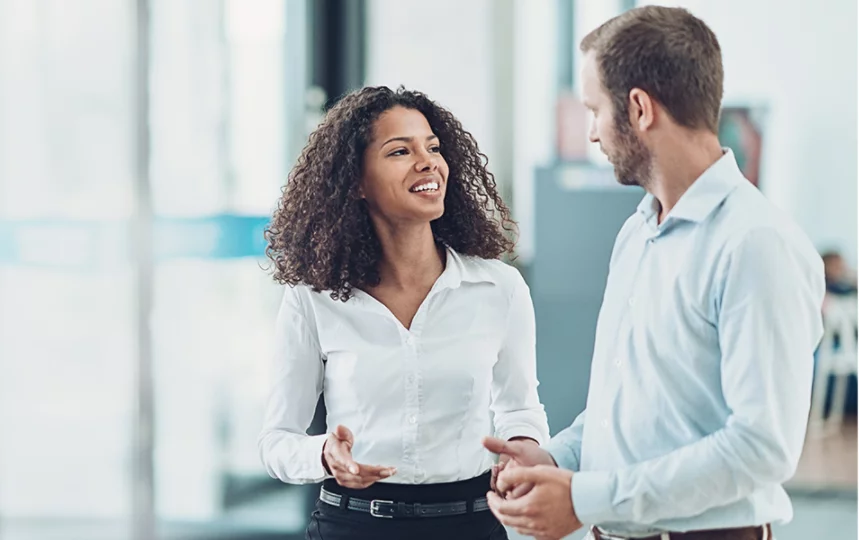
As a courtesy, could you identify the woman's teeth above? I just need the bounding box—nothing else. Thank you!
[411,182,439,193]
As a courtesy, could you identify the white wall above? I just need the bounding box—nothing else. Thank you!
[365,0,497,173]
[639,0,858,264]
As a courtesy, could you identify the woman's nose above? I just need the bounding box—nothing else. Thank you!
[414,148,439,172]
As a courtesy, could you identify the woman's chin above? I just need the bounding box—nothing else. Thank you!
[407,201,445,223]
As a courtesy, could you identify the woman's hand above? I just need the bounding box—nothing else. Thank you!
[322,425,397,489]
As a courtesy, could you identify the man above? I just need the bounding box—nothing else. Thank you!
[484,6,825,540]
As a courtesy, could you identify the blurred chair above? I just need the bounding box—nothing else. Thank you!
[809,294,858,436]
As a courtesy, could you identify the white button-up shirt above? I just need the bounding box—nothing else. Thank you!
[259,248,550,484]
[545,150,826,535]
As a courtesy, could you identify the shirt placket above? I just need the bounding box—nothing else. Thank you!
[601,222,660,432]
[400,287,440,483]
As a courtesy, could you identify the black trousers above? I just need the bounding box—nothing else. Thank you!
[305,472,508,540]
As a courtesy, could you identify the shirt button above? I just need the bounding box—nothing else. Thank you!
[409,415,417,425]
[615,358,622,367]
[406,335,415,346]
[628,297,636,307]
[602,419,609,428]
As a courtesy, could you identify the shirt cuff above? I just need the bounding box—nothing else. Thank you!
[543,438,581,471]
[496,424,548,446]
[572,470,617,526]
[295,433,332,482]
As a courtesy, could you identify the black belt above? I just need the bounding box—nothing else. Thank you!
[319,487,490,519]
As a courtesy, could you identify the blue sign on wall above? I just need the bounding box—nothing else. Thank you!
[0,215,271,268]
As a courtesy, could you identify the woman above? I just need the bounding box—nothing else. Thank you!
[259,86,549,540]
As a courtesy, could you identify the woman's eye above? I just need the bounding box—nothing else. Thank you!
[388,148,408,157]
[429,146,441,153]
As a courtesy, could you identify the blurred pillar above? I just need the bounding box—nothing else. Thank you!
[132,0,155,539]
[310,0,366,109]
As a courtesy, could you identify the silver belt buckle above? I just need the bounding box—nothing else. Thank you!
[369,499,394,518]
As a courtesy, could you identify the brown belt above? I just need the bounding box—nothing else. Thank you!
[592,524,772,540]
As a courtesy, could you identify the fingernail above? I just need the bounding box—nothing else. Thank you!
[349,465,358,474]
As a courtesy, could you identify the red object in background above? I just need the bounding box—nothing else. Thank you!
[556,90,590,162]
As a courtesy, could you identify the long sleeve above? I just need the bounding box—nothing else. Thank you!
[571,227,826,526]
[543,410,587,471]
[258,286,331,484]
[490,273,550,444]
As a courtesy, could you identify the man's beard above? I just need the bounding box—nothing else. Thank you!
[609,117,652,187]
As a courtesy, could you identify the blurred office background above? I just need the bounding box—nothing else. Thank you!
[0,0,855,539]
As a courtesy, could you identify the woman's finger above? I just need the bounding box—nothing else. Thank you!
[326,438,359,474]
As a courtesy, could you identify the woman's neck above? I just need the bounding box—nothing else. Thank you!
[372,221,444,290]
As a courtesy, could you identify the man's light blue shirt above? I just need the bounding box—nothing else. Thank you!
[544,150,825,536]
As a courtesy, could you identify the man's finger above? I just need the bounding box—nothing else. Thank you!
[486,490,531,518]
[482,436,520,457]
[508,481,535,499]
[486,492,543,532]
[496,464,544,494]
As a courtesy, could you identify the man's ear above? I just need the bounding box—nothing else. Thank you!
[628,88,655,132]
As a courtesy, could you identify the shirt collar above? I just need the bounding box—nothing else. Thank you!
[349,247,495,305]
[637,148,746,224]
[438,247,496,290]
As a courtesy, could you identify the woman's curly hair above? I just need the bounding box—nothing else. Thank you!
[265,86,516,301]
